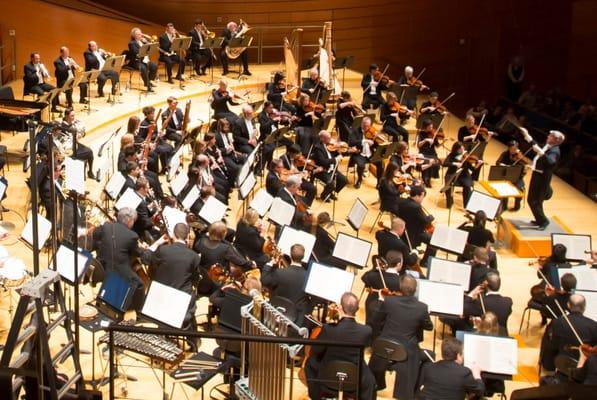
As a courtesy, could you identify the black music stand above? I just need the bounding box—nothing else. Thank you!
[38,88,61,119]
[78,70,100,114]
[204,37,224,84]
[488,165,524,185]
[439,172,459,225]
[171,37,192,90]
[392,84,419,107]
[103,55,126,104]
[138,42,159,93]
[333,56,355,91]
[227,36,253,80]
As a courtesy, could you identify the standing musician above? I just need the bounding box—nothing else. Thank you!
[132,176,160,242]
[234,209,270,267]
[397,65,429,110]
[23,52,59,112]
[84,41,119,97]
[335,91,359,142]
[60,108,97,180]
[348,116,384,188]
[92,207,144,310]
[141,223,202,330]
[158,23,186,84]
[295,93,323,155]
[420,91,448,117]
[301,68,328,102]
[128,27,158,92]
[496,140,527,211]
[443,141,483,209]
[261,244,312,324]
[375,217,418,267]
[520,128,565,230]
[161,96,184,147]
[381,91,413,142]
[369,275,434,400]
[214,118,245,179]
[416,119,441,187]
[280,145,318,206]
[304,292,377,400]
[417,337,485,399]
[138,106,174,174]
[267,71,297,114]
[361,64,389,110]
[54,46,88,107]
[220,21,251,76]
[312,130,348,202]
[210,79,241,123]
[188,19,212,76]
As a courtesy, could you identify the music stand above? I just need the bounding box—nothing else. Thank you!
[227,36,253,80]
[439,172,459,225]
[204,37,224,84]
[392,85,418,108]
[78,70,101,114]
[171,37,192,90]
[38,88,61,119]
[346,198,368,236]
[333,56,354,91]
[487,165,524,185]
[103,55,126,104]
[138,42,159,92]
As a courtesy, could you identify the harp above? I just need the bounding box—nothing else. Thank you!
[283,28,303,101]
[318,21,342,95]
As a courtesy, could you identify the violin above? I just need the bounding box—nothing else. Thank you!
[373,70,394,86]
[326,140,349,153]
[407,76,425,87]
[365,126,389,145]
[304,100,325,114]
[426,127,446,140]
[467,124,495,140]
[512,149,532,165]
[208,263,227,284]
[402,154,427,165]
[390,102,412,116]
[456,151,481,167]
[294,153,317,171]
[429,100,447,113]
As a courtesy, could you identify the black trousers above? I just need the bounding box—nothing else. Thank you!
[301,179,317,206]
[305,357,377,400]
[159,54,185,80]
[383,122,409,143]
[296,126,316,155]
[74,143,94,173]
[139,61,157,88]
[220,49,249,73]
[528,175,551,226]
[362,93,384,110]
[190,49,212,73]
[29,83,59,108]
[97,70,119,95]
[350,154,383,183]
[445,173,473,209]
[315,169,348,200]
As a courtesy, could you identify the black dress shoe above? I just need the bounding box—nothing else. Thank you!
[537,223,549,231]
[222,70,229,76]
[87,171,96,180]
[79,98,89,104]
[167,79,174,84]
[51,108,60,113]
[147,86,155,93]
[175,75,184,81]
[530,220,539,225]
[97,93,105,98]
[242,70,252,76]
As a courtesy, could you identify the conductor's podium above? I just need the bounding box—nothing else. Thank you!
[498,216,573,257]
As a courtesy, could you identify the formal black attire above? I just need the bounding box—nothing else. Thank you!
[375,228,416,267]
[397,197,432,249]
[266,82,296,114]
[214,130,244,180]
[83,49,119,96]
[54,56,87,106]
[301,77,327,103]
[276,187,307,231]
[280,153,317,206]
[312,225,342,267]
[416,131,440,183]
[463,292,513,335]
[127,39,157,89]
[468,262,497,292]
[335,99,356,142]
[133,195,158,241]
[295,104,321,156]
[23,62,58,109]
[210,89,239,123]
[369,295,434,399]
[232,116,258,154]
[305,317,377,400]
[396,75,418,110]
[220,27,249,74]
[234,220,269,267]
[138,118,174,173]
[312,142,348,200]
[443,152,475,209]
[158,33,185,81]
[361,73,386,110]
[161,107,184,146]
[380,102,409,142]
[261,262,311,324]
[378,178,401,216]
[348,126,384,184]
[527,143,560,227]
[188,27,212,74]
[361,268,400,331]
[495,150,525,210]
[417,360,485,400]
[265,170,284,198]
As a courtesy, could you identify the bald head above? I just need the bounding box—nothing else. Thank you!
[340,292,359,316]
[318,130,331,144]
[391,217,406,234]
[568,294,586,313]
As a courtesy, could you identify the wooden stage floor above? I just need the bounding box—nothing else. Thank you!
[0,63,596,399]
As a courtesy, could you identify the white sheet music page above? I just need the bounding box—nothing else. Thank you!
[21,213,52,250]
[430,224,469,254]
[463,333,518,375]
[142,281,191,328]
[0,179,7,200]
[277,226,316,262]
[168,146,184,181]
[181,185,200,211]
[417,279,464,316]
[576,290,597,322]
[114,188,142,211]
[489,181,520,197]
[332,233,371,268]
[162,206,188,236]
[268,197,295,227]
[305,262,354,304]
[552,233,592,261]
[170,172,189,197]
[250,188,274,216]
[428,257,472,291]
[239,172,256,199]
[347,199,368,230]
[56,245,90,283]
[558,267,597,291]
[465,191,501,220]
[65,157,85,195]
[198,195,227,224]
[105,172,126,199]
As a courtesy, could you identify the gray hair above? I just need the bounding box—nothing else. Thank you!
[117,207,137,224]
[130,27,141,39]
[549,130,565,144]
[285,175,301,188]
[404,65,413,75]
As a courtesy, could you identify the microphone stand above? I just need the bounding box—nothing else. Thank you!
[323,158,345,229]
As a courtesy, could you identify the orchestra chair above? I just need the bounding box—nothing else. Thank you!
[369,210,394,233]
[371,338,407,378]
[119,50,142,92]
[518,297,544,336]
[319,360,359,400]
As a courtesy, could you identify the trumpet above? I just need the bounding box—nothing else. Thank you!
[141,33,158,43]
[99,48,114,58]
[67,57,82,72]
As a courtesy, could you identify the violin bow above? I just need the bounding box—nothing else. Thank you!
[436,92,456,111]
[472,113,487,141]
[364,63,390,92]
[414,67,426,82]
[553,298,584,345]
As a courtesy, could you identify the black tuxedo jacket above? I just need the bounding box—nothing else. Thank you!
[375,228,411,261]
[261,263,311,319]
[265,171,283,197]
[210,89,235,114]
[464,292,513,335]
[529,144,560,199]
[127,40,143,69]
[162,107,184,134]
[92,221,140,279]
[374,295,433,345]
[312,143,336,171]
[310,317,372,368]
[397,197,432,247]
[54,57,75,87]
[232,117,255,147]
[141,242,201,294]
[133,197,154,236]
[189,28,204,54]
[23,63,43,93]
[158,33,173,55]
[83,50,104,71]
[234,221,267,264]
[418,360,485,400]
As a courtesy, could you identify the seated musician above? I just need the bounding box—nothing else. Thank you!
[539,272,576,323]
[369,275,434,399]
[133,176,160,242]
[295,93,323,155]
[348,116,384,188]
[60,108,96,180]
[417,337,484,400]
[192,154,230,203]
[128,27,158,92]
[311,212,339,265]
[93,207,144,310]
[458,114,495,150]
[210,79,240,123]
[23,52,59,112]
[397,66,429,110]
[158,23,186,84]
[361,63,387,110]
[375,217,418,267]
[234,208,270,267]
[84,41,119,97]
[265,158,285,198]
[420,91,448,117]
[381,92,413,142]
[304,292,377,400]
[389,141,427,179]
[258,101,294,147]
[276,175,311,231]
[397,186,434,251]
[220,21,250,76]
[261,244,312,324]
[312,130,348,202]
[416,119,441,187]
[214,118,245,180]
[378,163,403,216]
[301,68,327,102]
[161,96,184,146]
[140,223,201,331]
[203,131,235,185]
[495,140,526,211]
[468,247,498,291]
[118,143,164,200]
[335,91,359,142]
[138,106,174,174]
[443,141,483,209]
[234,105,275,172]
[280,145,318,206]
[536,243,572,291]
[188,19,212,76]
[38,161,63,223]
[267,71,296,114]
[54,46,88,107]
[361,250,403,331]
[540,294,597,374]
[121,161,141,195]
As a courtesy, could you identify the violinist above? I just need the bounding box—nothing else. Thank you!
[443,141,482,209]
[210,79,241,123]
[495,140,527,211]
[537,243,572,290]
[420,91,448,116]
[381,92,413,142]
[276,175,312,231]
[267,71,297,114]
[389,141,416,176]
[397,65,429,110]
[458,114,496,149]
[295,93,323,155]
[361,63,388,110]
[312,130,348,201]
[348,116,384,188]
[258,101,294,144]
[335,91,360,142]
[468,247,497,291]
[301,68,328,103]
[378,163,404,216]
[158,23,186,84]
[457,210,497,267]
[375,217,418,269]
[138,106,174,175]
[539,273,577,322]
[369,275,434,399]
[281,145,318,206]
[397,186,434,250]
[311,212,338,266]
[462,272,513,336]
[416,119,441,187]
[133,176,161,242]
[265,158,286,198]
[234,208,270,267]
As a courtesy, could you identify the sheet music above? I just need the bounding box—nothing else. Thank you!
[56,245,90,284]
[551,233,592,261]
[576,290,597,322]
[347,198,368,230]
[268,197,295,227]
[95,154,111,182]
[105,172,126,199]
[142,281,192,328]
[430,224,469,254]
[305,261,355,304]
[167,146,184,182]
[181,185,200,211]
[21,213,52,250]
[114,188,142,211]
[463,333,518,375]
[428,257,472,291]
[465,191,501,220]
[489,181,520,197]
[277,226,316,262]
[239,172,256,199]
[0,180,7,200]
[250,188,274,216]
[170,172,188,197]
[162,206,187,236]
[198,196,227,224]
[64,157,85,195]
[417,279,463,316]
[558,267,597,291]
[332,232,371,268]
